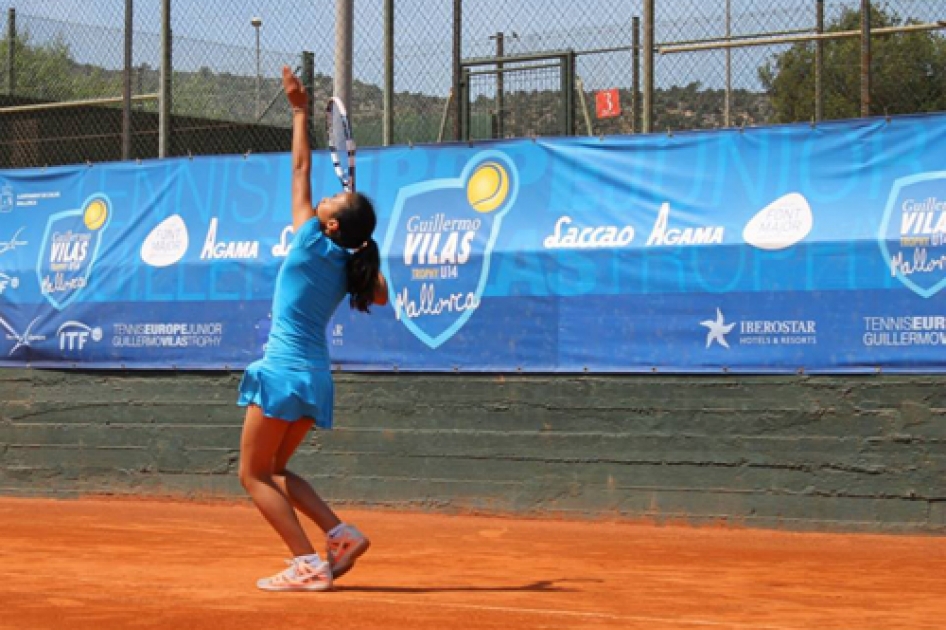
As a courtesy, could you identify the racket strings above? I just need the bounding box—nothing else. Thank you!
[326,98,356,192]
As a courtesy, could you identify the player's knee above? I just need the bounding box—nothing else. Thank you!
[237,466,251,490]
[238,461,266,489]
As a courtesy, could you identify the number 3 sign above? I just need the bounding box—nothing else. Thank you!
[595,89,621,119]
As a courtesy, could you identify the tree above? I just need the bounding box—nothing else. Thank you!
[759,6,946,122]
[0,31,123,101]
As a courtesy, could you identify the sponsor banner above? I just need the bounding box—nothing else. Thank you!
[1,114,946,372]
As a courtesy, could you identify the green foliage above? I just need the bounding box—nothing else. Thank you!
[1,31,122,100]
[651,82,771,131]
[759,5,946,122]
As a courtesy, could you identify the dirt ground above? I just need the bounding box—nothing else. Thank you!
[0,497,942,630]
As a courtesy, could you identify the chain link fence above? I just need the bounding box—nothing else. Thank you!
[1,1,945,167]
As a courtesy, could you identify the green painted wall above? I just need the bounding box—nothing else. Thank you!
[1,369,944,532]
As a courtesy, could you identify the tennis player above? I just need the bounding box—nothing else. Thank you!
[237,66,388,592]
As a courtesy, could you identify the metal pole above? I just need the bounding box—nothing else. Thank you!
[0,93,158,114]
[861,0,871,117]
[724,0,731,127]
[437,88,453,143]
[462,68,470,141]
[137,62,143,102]
[452,0,462,141]
[252,17,262,120]
[335,0,353,110]
[564,51,576,136]
[815,0,824,122]
[642,0,654,133]
[495,32,504,138]
[657,21,943,54]
[6,8,15,95]
[301,51,315,145]
[158,0,171,158]
[464,50,587,67]
[632,16,640,134]
[575,75,593,136]
[383,0,394,145]
[122,0,133,160]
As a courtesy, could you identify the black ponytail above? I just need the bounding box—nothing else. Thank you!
[347,239,381,312]
[331,192,382,313]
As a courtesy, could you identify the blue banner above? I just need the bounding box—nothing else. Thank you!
[2,113,946,372]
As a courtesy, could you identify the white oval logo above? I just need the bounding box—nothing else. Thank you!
[141,214,189,267]
[742,192,813,251]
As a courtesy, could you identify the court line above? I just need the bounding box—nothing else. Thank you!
[330,593,806,630]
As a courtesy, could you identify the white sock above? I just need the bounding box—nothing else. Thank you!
[297,553,322,565]
[327,523,346,538]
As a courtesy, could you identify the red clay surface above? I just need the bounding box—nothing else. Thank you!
[0,497,942,630]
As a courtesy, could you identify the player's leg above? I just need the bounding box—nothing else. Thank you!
[239,404,315,557]
[272,417,370,579]
[272,416,341,533]
[240,405,331,591]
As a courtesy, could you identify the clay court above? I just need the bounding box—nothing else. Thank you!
[0,497,942,630]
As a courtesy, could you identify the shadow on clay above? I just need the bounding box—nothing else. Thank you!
[337,578,602,594]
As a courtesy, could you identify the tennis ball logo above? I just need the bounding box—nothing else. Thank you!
[83,199,109,231]
[466,162,509,213]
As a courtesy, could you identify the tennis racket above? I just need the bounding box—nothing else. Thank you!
[325,96,356,193]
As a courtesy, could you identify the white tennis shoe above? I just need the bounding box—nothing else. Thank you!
[326,524,370,579]
[257,554,333,592]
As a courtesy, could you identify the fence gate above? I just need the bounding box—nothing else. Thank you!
[460,50,575,141]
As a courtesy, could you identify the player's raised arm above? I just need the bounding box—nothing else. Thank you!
[283,66,316,232]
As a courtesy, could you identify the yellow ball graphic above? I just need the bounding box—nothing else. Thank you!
[83,199,108,231]
[466,162,509,213]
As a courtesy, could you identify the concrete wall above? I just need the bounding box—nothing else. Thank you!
[1,368,943,533]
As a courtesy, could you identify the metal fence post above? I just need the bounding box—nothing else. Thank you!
[301,50,315,146]
[562,50,575,136]
[335,0,353,109]
[383,0,394,146]
[632,16,640,133]
[461,67,470,141]
[437,89,453,143]
[252,17,261,120]
[6,8,15,96]
[724,0,731,127]
[576,75,593,136]
[158,0,171,158]
[861,0,871,117]
[122,0,133,161]
[453,0,462,141]
[494,32,504,138]
[642,0,654,133]
[815,0,824,122]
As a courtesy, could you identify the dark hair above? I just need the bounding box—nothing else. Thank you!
[334,192,382,313]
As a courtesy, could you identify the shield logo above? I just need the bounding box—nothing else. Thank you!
[36,194,112,310]
[382,150,518,348]
[879,172,946,298]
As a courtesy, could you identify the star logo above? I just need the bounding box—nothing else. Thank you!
[0,315,46,355]
[700,308,735,349]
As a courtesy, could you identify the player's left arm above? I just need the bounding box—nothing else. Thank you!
[283,66,316,232]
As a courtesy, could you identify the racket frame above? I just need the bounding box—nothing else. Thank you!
[325,96,356,193]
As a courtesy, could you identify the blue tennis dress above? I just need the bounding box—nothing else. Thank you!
[237,218,349,428]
